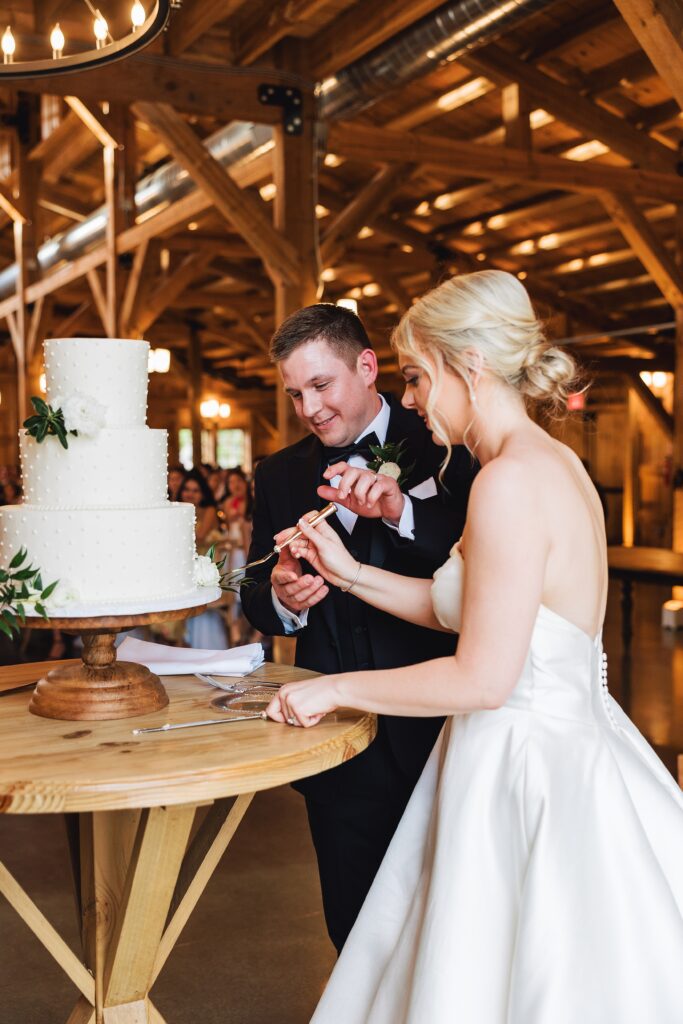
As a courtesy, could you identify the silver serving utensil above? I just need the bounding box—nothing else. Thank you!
[194,671,279,693]
[132,713,266,734]
[222,501,338,579]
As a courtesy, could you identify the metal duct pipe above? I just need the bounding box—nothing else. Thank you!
[0,0,556,301]
[319,0,554,121]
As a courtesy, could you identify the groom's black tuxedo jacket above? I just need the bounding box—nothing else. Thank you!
[241,393,477,801]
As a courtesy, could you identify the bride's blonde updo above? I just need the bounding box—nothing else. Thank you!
[391,270,579,459]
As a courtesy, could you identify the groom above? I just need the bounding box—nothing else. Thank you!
[241,303,476,951]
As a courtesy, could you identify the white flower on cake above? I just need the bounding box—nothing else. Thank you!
[44,578,80,610]
[53,392,107,437]
[194,555,220,588]
[377,461,401,480]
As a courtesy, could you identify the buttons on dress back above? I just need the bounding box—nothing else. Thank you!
[599,649,618,730]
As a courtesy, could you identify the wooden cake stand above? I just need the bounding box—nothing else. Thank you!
[27,603,210,722]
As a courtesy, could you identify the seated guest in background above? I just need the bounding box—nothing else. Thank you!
[208,467,227,505]
[167,464,185,502]
[222,467,254,645]
[180,470,219,546]
[180,469,226,649]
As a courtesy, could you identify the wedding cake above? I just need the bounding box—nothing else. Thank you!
[0,337,219,614]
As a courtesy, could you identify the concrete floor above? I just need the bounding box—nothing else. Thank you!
[1,581,682,1023]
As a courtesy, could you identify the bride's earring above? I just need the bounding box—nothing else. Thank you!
[467,378,478,407]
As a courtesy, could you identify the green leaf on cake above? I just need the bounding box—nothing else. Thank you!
[40,579,59,600]
[9,547,26,569]
[0,616,15,639]
[34,602,47,619]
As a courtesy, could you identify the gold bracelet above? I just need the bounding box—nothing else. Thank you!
[340,561,362,593]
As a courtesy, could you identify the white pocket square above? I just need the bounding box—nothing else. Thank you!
[408,476,438,500]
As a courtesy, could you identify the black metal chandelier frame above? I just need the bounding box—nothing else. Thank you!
[0,1,170,80]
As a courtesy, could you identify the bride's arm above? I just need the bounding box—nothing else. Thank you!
[271,462,547,724]
[291,516,449,632]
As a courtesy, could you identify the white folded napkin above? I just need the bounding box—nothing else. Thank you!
[118,637,265,676]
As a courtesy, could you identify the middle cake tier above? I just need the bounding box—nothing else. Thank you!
[20,427,168,507]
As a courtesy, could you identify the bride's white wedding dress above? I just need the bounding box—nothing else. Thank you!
[311,544,683,1023]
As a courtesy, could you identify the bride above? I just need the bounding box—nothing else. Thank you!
[265,269,683,1023]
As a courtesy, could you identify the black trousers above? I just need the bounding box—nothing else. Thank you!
[304,787,412,953]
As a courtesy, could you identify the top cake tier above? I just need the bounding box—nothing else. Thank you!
[45,338,149,428]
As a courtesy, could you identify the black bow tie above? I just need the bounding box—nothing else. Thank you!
[324,431,380,468]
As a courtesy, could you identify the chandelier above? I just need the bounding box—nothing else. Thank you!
[0,1,171,79]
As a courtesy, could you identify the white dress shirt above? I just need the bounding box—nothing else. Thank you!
[272,395,416,632]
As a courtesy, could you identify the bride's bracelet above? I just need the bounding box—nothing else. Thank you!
[340,561,362,594]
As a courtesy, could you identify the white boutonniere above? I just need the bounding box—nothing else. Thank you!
[367,439,414,487]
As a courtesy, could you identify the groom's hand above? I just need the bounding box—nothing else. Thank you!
[271,526,329,614]
[319,462,406,526]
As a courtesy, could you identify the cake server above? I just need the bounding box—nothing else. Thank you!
[222,501,338,578]
[132,713,267,734]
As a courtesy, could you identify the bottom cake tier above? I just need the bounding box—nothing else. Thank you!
[0,502,199,606]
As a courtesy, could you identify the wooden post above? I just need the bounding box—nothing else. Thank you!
[673,207,683,594]
[103,104,136,338]
[188,325,203,469]
[272,54,320,446]
[623,386,639,547]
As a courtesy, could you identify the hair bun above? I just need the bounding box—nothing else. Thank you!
[519,344,580,408]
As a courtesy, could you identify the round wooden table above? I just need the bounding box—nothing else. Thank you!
[0,660,376,1024]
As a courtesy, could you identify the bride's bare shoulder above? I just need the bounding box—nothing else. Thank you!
[467,447,544,522]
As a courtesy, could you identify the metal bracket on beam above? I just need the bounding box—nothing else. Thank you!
[258,84,303,135]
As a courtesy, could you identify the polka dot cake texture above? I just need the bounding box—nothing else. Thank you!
[1,338,205,611]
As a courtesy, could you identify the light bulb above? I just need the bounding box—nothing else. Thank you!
[2,26,16,63]
[131,2,145,29]
[39,372,47,394]
[94,13,108,48]
[219,402,231,419]
[200,399,219,419]
[50,23,64,58]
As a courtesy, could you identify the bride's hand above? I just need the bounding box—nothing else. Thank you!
[289,512,359,589]
[266,675,343,727]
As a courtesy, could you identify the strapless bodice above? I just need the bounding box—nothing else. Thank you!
[431,545,614,727]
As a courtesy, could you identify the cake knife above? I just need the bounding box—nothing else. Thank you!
[222,501,338,578]
[132,713,267,734]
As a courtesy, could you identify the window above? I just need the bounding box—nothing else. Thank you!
[216,429,250,470]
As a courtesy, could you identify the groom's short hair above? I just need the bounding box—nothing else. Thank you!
[270,303,372,368]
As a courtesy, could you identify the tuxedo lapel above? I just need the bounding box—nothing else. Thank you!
[289,434,325,523]
[367,395,426,569]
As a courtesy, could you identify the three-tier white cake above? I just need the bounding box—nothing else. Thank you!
[0,337,217,614]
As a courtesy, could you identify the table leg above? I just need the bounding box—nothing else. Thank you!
[620,578,633,652]
[71,793,256,1023]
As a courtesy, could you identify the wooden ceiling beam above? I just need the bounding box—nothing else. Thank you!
[136,251,215,333]
[236,0,331,65]
[16,55,307,126]
[599,191,683,308]
[166,0,248,55]
[0,146,273,321]
[462,44,678,173]
[309,0,447,80]
[326,122,683,201]
[612,0,683,112]
[64,96,124,150]
[321,164,409,265]
[133,101,300,286]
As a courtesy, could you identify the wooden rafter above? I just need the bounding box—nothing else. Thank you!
[133,101,300,286]
[326,122,683,202]
[86,269,111,336]
[167,0,248,54]
[120,240,150,337]
[0,145,273,322]
[612,0,683,112]
[27,296,53,361]
[236,0,330,64]
[309,0,447,80]
[17,55,309,127]
[462,44,678,173]
[64,97,123,150]
[0,182,27,224]
[599,192,683,308]
[135,251,215,333]
[321,165,409,265]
